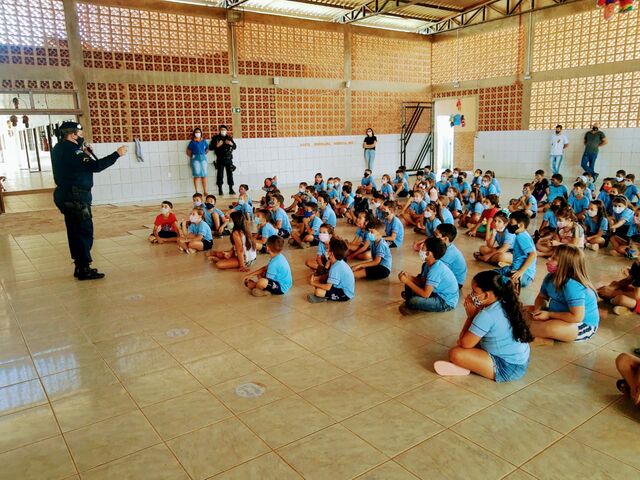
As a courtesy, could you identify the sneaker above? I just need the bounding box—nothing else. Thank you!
[586,243,599,251]
[251,288,271,297]
[497,261,510,268]
[300,242,310,249]
[307,294,327,303]
[76,267,105,281]
[613,306,632,316]
[398,304,417,316]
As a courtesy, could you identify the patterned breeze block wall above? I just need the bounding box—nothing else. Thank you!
[0,0,69,67]
[431,25,523,84]
[1,79,74,90]
[87,83,232,143]
[77,3,229,74]
[533,9,640,72]
[240,87,345,138]
[236,22,343,78]
[351,33,430,84]
[529,72,640,130]
[351,91,431,135]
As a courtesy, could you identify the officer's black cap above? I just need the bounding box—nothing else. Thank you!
[60,121,82,131]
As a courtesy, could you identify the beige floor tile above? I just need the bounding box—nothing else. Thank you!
[184,350,260,387]
[51,383,137,432]
[240,395,334,448]
[209,369,295,414]
[342,400,443,457]
[300,374,388,421]
[145,318,210,346]
[452,404,562,465]
[256,310,322,335]
[266,353,345,392]
[0,436,76,480]
[41,362,119,401]
[163,334,232,363]
[324,311,392,338]
[351,355,439,396]
[277,424,386,480]
[572,347,625,379]
[32,344,103,377]
[316,338,393,373]
[569,407,640,470]
[237,335,308,368]
[211,452,302,479]
[286,324,354,352]
[0,404,60,453]
[123,365,202,406]
[65,410,161,472]
[0,357,38,388]
[216,322,282,349]
[142,389,232,440]
[397,379,492,427]
[355,461,420,480]
[0,379,48,415]
[93,333,159,361]
[167,417,270,480]
[523,437,639,479]
[395,430,515,480]
[108,347,180,381]
[81,444,189,480]
[537,364,619,407]
[361,327,430,356]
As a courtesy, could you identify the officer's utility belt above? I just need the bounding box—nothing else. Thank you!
[62,186,92,221]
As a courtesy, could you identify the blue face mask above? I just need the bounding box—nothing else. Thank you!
[304,211,313,218]
[255,217,261,225]
[367,233,376,242]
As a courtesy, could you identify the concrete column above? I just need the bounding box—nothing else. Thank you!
[227,20,242,138]
[343,26,352,135]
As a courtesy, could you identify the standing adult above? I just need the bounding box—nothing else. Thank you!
[51,121,127,280]
[549,124,569,175]
[363,128,377,171]
[186,127,209,195]
[209,125,237,196]
[581,123,607,180]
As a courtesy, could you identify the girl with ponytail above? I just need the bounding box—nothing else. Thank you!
[434,270,533,382]
[208,210,257,271]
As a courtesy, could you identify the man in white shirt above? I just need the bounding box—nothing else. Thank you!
[549,124,569,175]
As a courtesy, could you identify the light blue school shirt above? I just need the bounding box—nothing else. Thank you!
[466,201,484,215]
[512,231,536,281]
[613,207,634,226]
[495,230,516,250]
[543,209,558,229]
[436,180,450,195]
[361,176,377,189]
[480,184,498,197]
[384,216,404,247]
[328,260,355,299]
[307,216,323,236]
[393,177,409,192]
[441,208,454,224]
[454,181,471,196]
[540,275,599,327]
[469,301,530,365]
[259,222,278,239]
[448,197,463,213]
[625,184,639,203]
[441,243,467,286]
[568,195,589,214]
[597,191,612,213]
[313,181,325,193]
[342,194,354,209]
[409,200,427,215]
[380,183,394,198]
[266,253,292,293]
[547,183,568,202]
[273,207,291,233]
[584,215,608,235]
[491,178,502,193]
[371,239,392,271]
[188,220,212,242]
[317,241,329,256]
[424,216,441,237]
[320,206,337,228]
[524,194,538,212]
[420,260,459,308]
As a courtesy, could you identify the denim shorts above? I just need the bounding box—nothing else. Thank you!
[191,154,208,177]
[496,266,533,288]
[489,354,528,383]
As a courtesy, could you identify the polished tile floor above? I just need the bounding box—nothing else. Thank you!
[0,180,639,479]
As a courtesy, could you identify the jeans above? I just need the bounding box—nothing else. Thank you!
[405,287,453,312]
[364,149,376,170]
[549,155,563,175]
[581,151,598,176]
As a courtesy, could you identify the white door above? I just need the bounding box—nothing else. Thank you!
[436,115,454,174]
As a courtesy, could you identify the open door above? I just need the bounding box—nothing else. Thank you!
[436,115,454,173]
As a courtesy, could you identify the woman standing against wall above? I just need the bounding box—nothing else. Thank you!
[363,128,377,171]
[187,127,209,195]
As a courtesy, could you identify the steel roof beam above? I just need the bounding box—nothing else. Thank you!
[337,0,435,24]
[288,0,441,21]
[223,0,250,8]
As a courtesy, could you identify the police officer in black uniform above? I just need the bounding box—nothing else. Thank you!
[209,124,237,196]
[51,121,128,280]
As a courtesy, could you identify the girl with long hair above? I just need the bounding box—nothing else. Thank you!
[434,270,533,382]
[208,211,256,271]
[528,244,599,342]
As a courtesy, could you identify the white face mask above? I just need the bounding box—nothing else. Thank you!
[161,207,170,215]
[373,202,380,208]
[482,182,489,187]
[625,180,632,186]
[189,214,199,223]
[299,187,305,193]
[319,233,330,243]
[446,192,455,198]
[587,209,598,217]
[613,206,625,214]
[193,200,202,207]
[419,250,427,262]
[453,173,459,178]
[220,130,227,137]
[616,176,624,182]
[194,132,201,138]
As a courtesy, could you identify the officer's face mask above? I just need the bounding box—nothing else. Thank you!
[220,130,227,137]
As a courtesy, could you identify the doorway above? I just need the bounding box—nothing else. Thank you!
[435,115,454,174]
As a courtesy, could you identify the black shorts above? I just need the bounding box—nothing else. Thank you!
[365,265,391,280]
[202,239,213,251]
[397,190,410,198]
[327,286,350,302]
[265,279,284,295]
[386,240,397,248]
[615,225,630,238]
[278,229,291,239]
[157,230,177,238]
[260,244,268,254]
[309,237,319,247]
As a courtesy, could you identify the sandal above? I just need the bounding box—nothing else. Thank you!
[434,361,471,377]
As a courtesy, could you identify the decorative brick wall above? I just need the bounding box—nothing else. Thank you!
[351,91,430,135]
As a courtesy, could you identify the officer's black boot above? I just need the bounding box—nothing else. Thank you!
[218,186,224,196]
[76,266,105,281]
[74,265,98,278]
[228,188,236,195]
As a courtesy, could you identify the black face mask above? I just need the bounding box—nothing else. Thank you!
[550,204,560,212]
[592,127,598,132]
[383,211,391,218]
[204,202,214,209]
[457,177,463,183]
[364,172,370,177]
[506,224,519,234]
[76,136,85,147]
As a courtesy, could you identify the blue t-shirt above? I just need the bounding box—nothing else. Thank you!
[436,180,450,195]
[480,184,498,197]
[188,220,212,242]
[266,253,293,293]
[540,275,599,328]
[307,216,323,236]
[441,208,454,225]
[317,241,328,256]
[420,260,459,308]
[584,215,608,235]
[613,207,634,227]
[491,178,502,194]
[233,202,252,217]
[543,209,558,229]
[524,194,538,212]
[326,188,339,200]
[448,197,463,213]
[385,216,404,247]
[361,176,377,189]
[328,260,355,299]
[547,184,568,202]
[512,231,536,281]
[568,195,589,214]
[597,191,612,213]
[441,243,467,286]
[313,181,325,193]
[393,177,409,192]
[320,206,337,228]
[371,239,392,271]
[469,301,530,365]
[187,139,208,156]
[424,216,441,237]
[380,183,394,198]
[259,222,278,239]
[342,194,354,209]
[466,201,484,215]
[409,200,427,215]
[495,230,516,250]
[624,184,639,203]
[355,227,373,243]
[273,208,291,233]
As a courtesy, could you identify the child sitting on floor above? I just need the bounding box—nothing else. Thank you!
[615,352,640,406]
[380,200,405,248]
[459,189,484,229]
[305,224,333,274]
[473,211,514,267]
[352,219,392,281]
[467,194,500,238]
[400,189,427,228]
[243,235,292,297]
[498,211,537,290]
[434,223,467,288]
[584,200,609,251]
[361,169,377,194]
[347,211,374,261]
[308,238,356,303]
[148,200,180,244]
[598,257,640,316]
[610,207,640,257]
[536,206,584,257]
[509,183,537,218]
[204,194,229,238]
[178,207,213,254]
[270,194,292,238]
[208,210,256,271]
[254,209,278,254]
[380,174,394,200]
[446,187,463,219]
[289,202,322,249]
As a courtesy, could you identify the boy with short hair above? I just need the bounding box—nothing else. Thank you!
[498,211,537,289]
[317,192,337,228]
[424,165,437,182]
[398,236,459,315]
[244,235,292,297]
[352,219,392,280]
[254,208,278,253]
[546,173,569,204]
[308,238,355,303]
[336,184,354,217]
[204,194,229,237]
[568,182,590,221]
[361,169,377,194]
[435,223,467,288]
[286,182,308,212]
[393,169,410,198]
[148,200,180,244]
[270,194,292,238]
[624,174,638,205]
[510,183,537,218]
[380,200,405,248]
[289,202,322,248]
[401,189,427,228]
